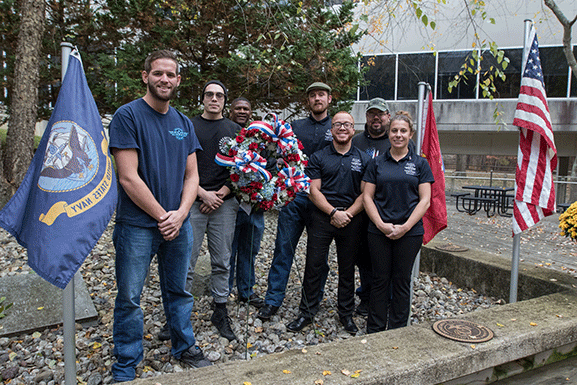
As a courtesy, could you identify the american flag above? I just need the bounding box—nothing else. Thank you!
[512,24,557,235]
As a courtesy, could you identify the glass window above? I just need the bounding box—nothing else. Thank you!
[397,53,435,100]
[480,48,522,99]
[437,51,476,99]
[359,54,395,101]
[540,46,569,97]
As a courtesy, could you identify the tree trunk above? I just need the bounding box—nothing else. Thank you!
[544,0,577,81]
[1,0,45,206]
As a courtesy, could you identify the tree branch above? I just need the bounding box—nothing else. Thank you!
[544,0,577,81]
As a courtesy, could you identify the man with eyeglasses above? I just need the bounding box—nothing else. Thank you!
[286,111,369,333]
[187,80,241,341]
[257,82,333,321]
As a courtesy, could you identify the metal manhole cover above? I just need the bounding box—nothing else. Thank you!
[432,319,494,343]
[435,243,469,252]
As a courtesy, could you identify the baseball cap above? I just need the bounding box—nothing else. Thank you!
[366,97,389,113]
[306,82,331,94]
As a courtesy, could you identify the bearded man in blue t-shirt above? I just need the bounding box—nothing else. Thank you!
[108,50,210,382]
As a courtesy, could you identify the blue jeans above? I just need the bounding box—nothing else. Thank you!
[112,221,196,382]
[264,193,329,307]
[229,209,265,298]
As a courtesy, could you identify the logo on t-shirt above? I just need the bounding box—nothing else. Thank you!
[219,136,234,154]
[169,128,189,140]
[351,157,363,172]
[324,129,333,142]
[404,162,417,176]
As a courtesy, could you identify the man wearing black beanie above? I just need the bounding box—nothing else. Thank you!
[187,80,241,341]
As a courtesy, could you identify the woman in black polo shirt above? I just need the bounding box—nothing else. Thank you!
[362,111,434,333]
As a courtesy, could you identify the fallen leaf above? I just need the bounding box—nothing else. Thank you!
[243,382,252,385]
[351,373,360,378]
[92,342,102,349]
[144,334,153,340]
[354,370,363,374]
[301,348,307,354]
[143,366,153,372]
[392,346,399,349]
[361,339,367,344]
[341,369,351,376]
[254,327,263,333]
[283,370,291,374]
[510,319,517,322]
[32,332,42,338]
[9,352,17,361]
[323,370,332,376]
[556,314,563,318]
[37,307,44,310]
[470,344,476,349]
[496,323,504,327]
[315,351,321,355]
[246,342,253,348]
[314,380,324,385]
[530,322,538,326]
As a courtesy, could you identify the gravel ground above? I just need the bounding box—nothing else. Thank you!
[0,211,501,384]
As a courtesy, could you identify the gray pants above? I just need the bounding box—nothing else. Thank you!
[188,198,239,303]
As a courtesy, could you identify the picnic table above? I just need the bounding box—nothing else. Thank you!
[452,185,514,217]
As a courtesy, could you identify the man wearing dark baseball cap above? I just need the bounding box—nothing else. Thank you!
[258,81,333,320]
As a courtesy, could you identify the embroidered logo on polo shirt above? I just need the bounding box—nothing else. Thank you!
[169,128,188,140]
[404,162,417,176]
[324,129,333,142]
[351,157,363,172]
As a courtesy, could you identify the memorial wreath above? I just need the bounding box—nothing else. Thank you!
[215,114,310,211]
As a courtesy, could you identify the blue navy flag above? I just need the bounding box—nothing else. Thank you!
[0,49,117,289]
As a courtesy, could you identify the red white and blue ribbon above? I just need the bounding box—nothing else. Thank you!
[216,151,272,181]
[279,166,310,192]
[248,114,296,154]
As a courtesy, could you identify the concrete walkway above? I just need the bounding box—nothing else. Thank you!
[441,196,577,277]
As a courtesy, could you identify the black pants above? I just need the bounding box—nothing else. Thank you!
[355,212,372,303]
[299,208,363,319]
[366,232,422,333]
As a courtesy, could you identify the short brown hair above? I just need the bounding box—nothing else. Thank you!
[144,50,179,74]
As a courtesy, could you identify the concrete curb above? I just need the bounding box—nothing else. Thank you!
[127,243,577,385]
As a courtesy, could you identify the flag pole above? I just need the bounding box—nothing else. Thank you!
[408,81,428,325]
[60,41,77,385]
[510,20,533,304]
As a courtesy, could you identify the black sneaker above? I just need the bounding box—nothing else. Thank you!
[157,323,170,341]
[178,345,212,369]
[211,306,237,341]
[257,304,279,320]
[238,293,264,308]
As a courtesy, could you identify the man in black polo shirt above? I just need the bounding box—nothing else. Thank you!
[286,111,369,334]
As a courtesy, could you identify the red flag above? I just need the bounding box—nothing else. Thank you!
[512,25,557,235]
[421,90,447,244]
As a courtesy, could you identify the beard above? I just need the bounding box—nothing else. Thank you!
[148,81,177,101]
[368,122,386,137]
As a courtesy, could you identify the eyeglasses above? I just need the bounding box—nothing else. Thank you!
[204,91,225,100]
[367,110,389,117]
[332,122,354,129]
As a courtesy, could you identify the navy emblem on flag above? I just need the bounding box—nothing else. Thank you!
[0,48,117,289]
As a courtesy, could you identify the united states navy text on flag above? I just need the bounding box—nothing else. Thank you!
[0,49,117,289]
[512,24,557,235]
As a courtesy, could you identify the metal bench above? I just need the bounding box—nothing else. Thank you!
[557,203,571,213]
[460,196,499,217]
[451,192,470,213]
